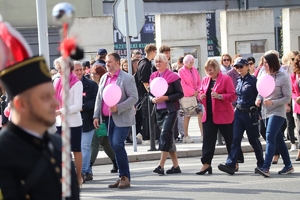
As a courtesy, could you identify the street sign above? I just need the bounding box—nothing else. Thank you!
[113,0,145,37]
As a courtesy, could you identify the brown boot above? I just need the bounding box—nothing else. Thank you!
[108,179,120,188]
[118,176,130,189]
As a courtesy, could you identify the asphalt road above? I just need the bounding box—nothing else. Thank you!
[80,151,300,200]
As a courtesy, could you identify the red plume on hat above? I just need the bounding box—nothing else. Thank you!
[0,20,33,70]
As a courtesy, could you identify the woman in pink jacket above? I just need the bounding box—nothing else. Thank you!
[290,54,300,161]
[178,55,203,143]
[196,59,236,175]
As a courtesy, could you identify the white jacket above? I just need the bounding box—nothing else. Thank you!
[55,81,83,127]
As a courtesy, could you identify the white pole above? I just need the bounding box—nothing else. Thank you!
[124,0,137,152]
[36,0,50,68]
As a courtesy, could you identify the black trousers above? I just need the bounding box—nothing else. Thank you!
[201,117,243,165]
[285,108,296,144]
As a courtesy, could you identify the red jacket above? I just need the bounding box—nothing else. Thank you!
[291,73,300,114]
[200,72,236,124]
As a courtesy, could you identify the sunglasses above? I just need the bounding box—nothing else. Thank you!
[248,62,254,65]
[234,65,244,69]
[223,59,230,62]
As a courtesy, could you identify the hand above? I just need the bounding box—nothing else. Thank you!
[194,91,199,97]
[109,105,118,113]
[200,94,206,100]
[255,99,261,107]
[296,97,300,104]
[263,99,273,106]
[93,118,99,129]
[152,96,167,104]
[286,105,291,113]
[211,91,219,98]
[55,110,61,117]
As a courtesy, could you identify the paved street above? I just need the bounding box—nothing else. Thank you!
[80,151,300,200]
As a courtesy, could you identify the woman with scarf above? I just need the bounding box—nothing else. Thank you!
[54,57,84,185]
[178,54,203,143]
[151,54,184,175]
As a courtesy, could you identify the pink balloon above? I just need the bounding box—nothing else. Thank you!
[256,74,275,98]
[103,84,122,106]
[150,77,168,97]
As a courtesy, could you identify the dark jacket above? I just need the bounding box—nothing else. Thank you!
[149,79,184,113]
[0,122,80,199]
[81,76,98,132]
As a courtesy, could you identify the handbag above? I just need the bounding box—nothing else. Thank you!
[180,96,202,116]
[95,123,107,138]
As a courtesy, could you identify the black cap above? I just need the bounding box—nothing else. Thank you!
[0,56,52,99]
[97,48,107,55]
[234,58,248,67]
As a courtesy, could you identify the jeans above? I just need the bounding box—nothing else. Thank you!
[81,129,94,174]
[263,116,292,169]
[106,117,131,180]
[226,110,264,168]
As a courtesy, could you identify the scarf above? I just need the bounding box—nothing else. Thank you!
[150,69,180,84]
[55,72,79,108]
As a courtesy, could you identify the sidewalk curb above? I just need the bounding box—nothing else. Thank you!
[94,141,292,165]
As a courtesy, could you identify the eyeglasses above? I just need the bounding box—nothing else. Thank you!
[248,62,254,65]
[292,58,295,61]
[223,59,230,62]
[234,65,244,69]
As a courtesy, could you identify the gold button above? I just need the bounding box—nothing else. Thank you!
[25,194,30,199]
[55,167,60,173]
[50,158,56,164]
[20,180,25,185]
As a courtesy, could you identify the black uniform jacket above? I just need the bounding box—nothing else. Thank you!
[0,122,79,200]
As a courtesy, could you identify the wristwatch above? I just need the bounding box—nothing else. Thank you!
[218,94,222,99]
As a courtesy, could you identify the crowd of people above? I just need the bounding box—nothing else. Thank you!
[48,46,300,187]
[1,36,299,195]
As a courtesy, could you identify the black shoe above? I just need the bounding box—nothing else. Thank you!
[218,163,235,175]
[81,172,86,184]
[196,166,212,175]
[85,172,93,181]
[125,138,133,144]
[296,157,300,161]
[153,166,164,175]
[111,160,118,173]
[166,166,181,174]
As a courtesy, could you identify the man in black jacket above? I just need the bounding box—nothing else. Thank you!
[73,61,98,182]
[0,22,79,199]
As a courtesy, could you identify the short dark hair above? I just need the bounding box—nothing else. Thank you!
[159,45,171,53]
[107,52,121,63]
[177,56,184,64]
[247,56,255,63]
[264,53,280,73]
[132,50,141,57]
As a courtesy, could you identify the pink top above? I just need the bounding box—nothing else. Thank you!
[102,69,120,117]
[291,73,300,114]
[178,66,201,98]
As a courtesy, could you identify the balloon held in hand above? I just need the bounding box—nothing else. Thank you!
[103,84,122,107]
[256,74,275,98]
[150,77,168,97]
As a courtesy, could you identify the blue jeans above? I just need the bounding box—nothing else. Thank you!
[226,110,264,168]
[81,129,94,174]
[106,117,131,180]
[263,116,292,169]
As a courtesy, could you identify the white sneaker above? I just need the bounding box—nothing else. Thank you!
[290,144,297,152]
[182,136,194,143]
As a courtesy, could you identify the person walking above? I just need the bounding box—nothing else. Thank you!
[218,58,264,175]
[255,53,294,177]
[93,52,138,189]
[178,54,203,143]
[151,54,184,175]
[73,61,98,183]
[196,59,236,175]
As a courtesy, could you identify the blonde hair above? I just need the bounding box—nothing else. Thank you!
[204,59,220,72]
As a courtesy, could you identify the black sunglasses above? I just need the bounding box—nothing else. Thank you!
[234,65,244,69]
